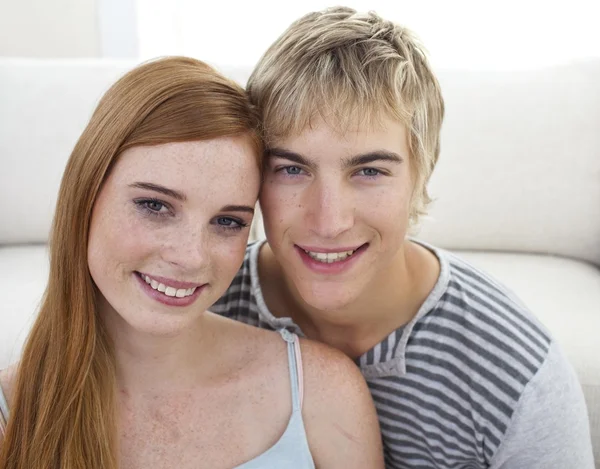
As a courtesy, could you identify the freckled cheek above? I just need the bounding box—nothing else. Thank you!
[260,185,301,228]
[206,236,248,283]
[119,215,159,257]
[89,214,124,285]
[89,211,158,279]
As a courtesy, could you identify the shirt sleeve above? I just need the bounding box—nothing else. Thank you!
[490,340,595,468]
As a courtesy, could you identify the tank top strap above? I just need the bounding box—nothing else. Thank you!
[0,382,9,436]
[278,328,304,411]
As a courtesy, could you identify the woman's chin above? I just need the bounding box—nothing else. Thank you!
[102,304,206,340]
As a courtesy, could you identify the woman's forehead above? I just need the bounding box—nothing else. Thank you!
[107,139,260,197]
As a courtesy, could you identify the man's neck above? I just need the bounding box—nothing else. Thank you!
[259,240,440,359]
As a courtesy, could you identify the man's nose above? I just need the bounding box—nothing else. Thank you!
[305,179,354,239]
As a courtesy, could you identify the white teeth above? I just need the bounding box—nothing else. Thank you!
[305,249,355,263]
[141,274,197,298]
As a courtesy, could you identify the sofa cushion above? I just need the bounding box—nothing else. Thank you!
[458,250,600,463]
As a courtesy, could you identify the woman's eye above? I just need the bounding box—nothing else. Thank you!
[146,200,165,212]
[134,198,171,217]
[213,217,248,231]
[217,217,237,226]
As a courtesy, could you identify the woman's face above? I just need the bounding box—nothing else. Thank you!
[87,137,260,336]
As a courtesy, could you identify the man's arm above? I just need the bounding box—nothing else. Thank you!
[490,341,595,468]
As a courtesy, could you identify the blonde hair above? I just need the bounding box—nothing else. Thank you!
[0,57,262,469]
[247,6,444,223]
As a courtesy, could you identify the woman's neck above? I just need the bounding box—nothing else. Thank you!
[101,306,221,394]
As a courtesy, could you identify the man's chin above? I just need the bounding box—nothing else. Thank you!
[296,281,361,313]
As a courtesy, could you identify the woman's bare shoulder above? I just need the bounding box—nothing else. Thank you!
[298,339,385,469]
[297,338,367,398]
[205,312,290,370]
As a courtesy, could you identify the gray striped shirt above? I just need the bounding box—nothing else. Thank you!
[211,240,594,469]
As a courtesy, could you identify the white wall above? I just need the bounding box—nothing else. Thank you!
[0,0,102,57]
[136,0,600,70]
[3,0,598,65]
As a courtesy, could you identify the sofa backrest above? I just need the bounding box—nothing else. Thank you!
[0,59,135,245]
[1,59,599,265]
[420,61,600,267]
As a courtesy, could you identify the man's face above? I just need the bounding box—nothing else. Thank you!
[260,116,414,312]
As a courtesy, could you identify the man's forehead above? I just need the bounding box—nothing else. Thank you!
[267,108,407,141]
[268,117,408,151]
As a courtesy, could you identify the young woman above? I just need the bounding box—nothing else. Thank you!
[0,57,384,469]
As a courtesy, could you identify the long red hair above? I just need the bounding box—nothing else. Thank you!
[0,57,262,469]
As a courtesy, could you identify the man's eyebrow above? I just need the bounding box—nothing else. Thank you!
[220,205,255,214]
[129,182,186,201]
[343,151,404,168]
[267,148,317,169]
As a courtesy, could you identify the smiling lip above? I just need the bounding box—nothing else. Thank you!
[136,272,202,289]
[294,243,368,275]
[134,272,206,307]
[296,244,363,253]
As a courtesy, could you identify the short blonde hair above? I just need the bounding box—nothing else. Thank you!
[247,6,444,224]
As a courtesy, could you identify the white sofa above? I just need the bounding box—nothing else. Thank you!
[1,58,599,464]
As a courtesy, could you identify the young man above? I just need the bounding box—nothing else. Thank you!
[212,7,594,468]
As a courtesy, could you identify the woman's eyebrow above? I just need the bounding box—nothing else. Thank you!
[128,182,186,201]
[221,205,255,214]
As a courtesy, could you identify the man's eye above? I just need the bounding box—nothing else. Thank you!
[284,166,303,175]
[357,168,381,177]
